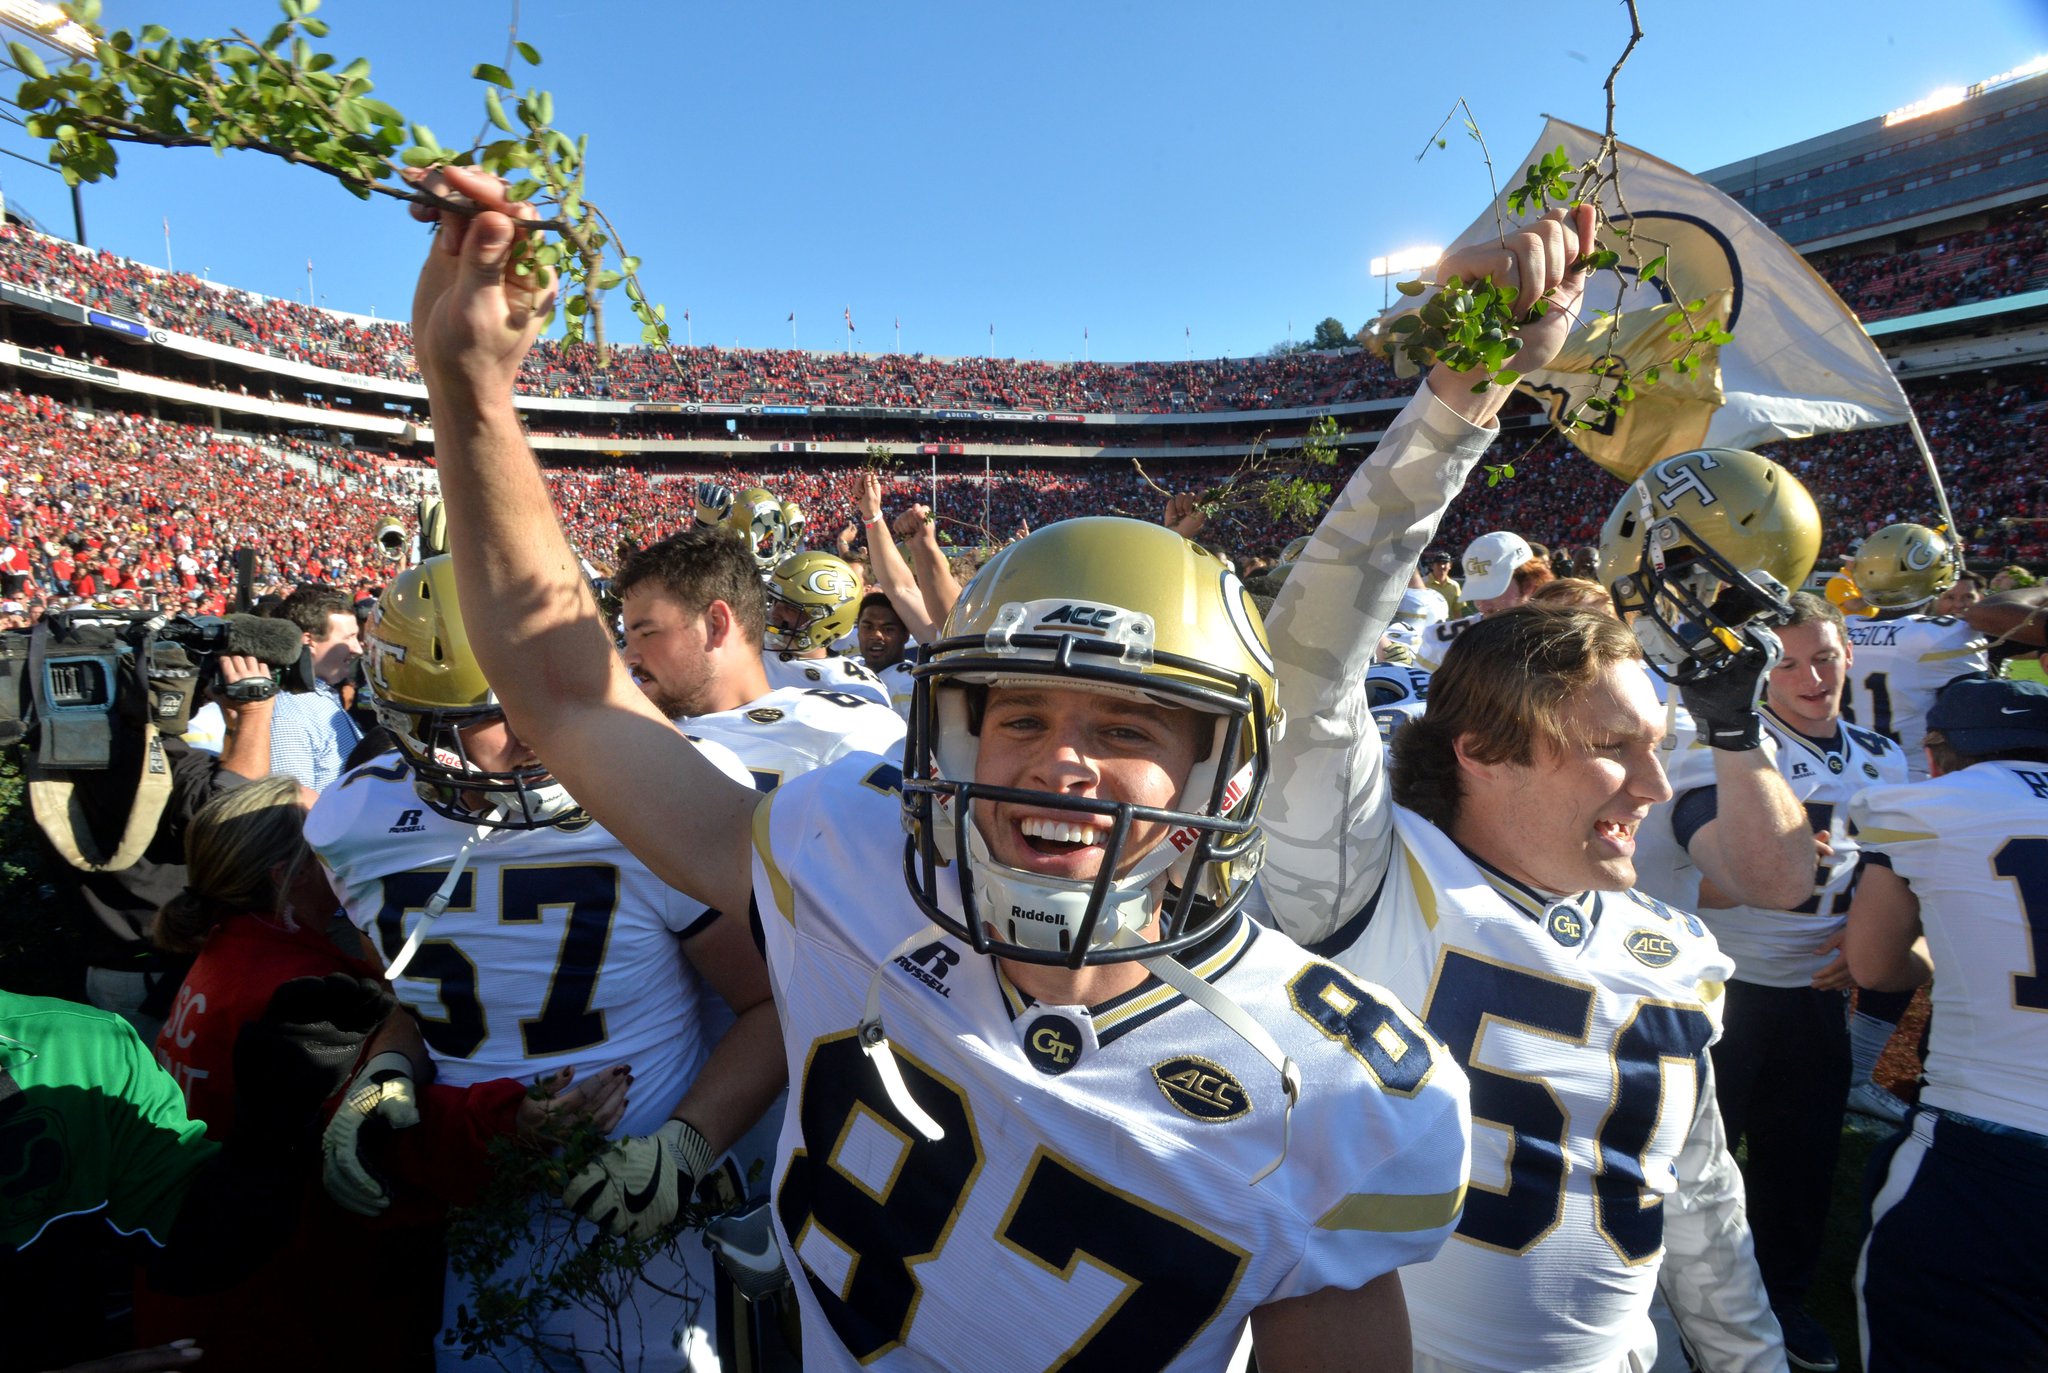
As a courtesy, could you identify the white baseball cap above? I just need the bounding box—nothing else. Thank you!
[1462,531,1533,604]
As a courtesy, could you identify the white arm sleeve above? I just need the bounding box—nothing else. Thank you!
[1657,1058,1787,1373]
[1259,385,1497,944]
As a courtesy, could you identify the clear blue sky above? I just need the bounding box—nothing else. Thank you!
[6,0,2045,362]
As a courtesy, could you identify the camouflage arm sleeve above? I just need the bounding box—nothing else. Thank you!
[1259,386,1497,944]
[1657,1056,1786,1373]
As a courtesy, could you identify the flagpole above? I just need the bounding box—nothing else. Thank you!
[983,451,990,540]
[684,309,692,349]
[789,313,796,349]
[895,317,901,354]
[1903,408,1959,542]
[306,259,314,308]
[162,217,173,273]
[1083,327,1088,363]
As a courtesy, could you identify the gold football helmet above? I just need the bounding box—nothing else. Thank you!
[724,487,794,573]
[1596,447,1820,681]
[372,514,409,564]
[765,551,862,653]
[779,500,807,552]
[365,557,575,828]
[905,516,1280,968]
[1851,523,1957,610]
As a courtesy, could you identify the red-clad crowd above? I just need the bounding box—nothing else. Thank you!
[0,361,2040,627]
[0,225,1397,413]
[1813,212,2048,322]
[0,389,433,611]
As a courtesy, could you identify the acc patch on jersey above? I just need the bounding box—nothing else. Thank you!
[1022,1013,1084,1075]
[1151,1055,1251,1122]
[745,707,785,724]
[1624,928,1680,969]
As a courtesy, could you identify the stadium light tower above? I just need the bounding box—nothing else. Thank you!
[0,1,96,245]
[1370,245,1444,309]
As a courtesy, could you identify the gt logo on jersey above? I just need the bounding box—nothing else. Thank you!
[1546,906,1586,948]
[1625,929,1681,968]
[745,707,785,724]
[1023,1014,1083,1075]
[1151,1056,1250,1122]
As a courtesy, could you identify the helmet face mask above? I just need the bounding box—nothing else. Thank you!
[366,557,579,830]
[900,518,1278,968]
[1597,448,1820,683]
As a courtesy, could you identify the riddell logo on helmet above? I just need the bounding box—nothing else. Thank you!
[1038,604,1117,630]
[1010,905,1066,926]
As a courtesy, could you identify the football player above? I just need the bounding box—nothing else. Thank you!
[1655,592,1907,1373]
[761,549,893,706]
[1261,204,1792,1370]
[1839,522,1988,777]
[617,529,905,769]
[407,163,1474,1373]
[1845,678,2048,1371]
[1835,522,1988,1122]
[855,593,917,719]
[309,557,785,1372]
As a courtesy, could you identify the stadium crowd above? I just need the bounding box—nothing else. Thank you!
[5,210,2043,417]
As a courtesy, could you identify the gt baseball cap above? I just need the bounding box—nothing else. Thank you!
[1928,677,2048,754]
[1461,531,1533,603]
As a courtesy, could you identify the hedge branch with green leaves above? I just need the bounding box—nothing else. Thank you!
[1390,0,1731,484]
[8,0,660,355]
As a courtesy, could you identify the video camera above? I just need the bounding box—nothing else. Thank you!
[0,608,309,772]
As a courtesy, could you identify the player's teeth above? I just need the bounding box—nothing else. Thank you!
[1022,818,1101,844]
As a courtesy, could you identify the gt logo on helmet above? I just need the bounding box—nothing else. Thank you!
[1652,453,1722,510]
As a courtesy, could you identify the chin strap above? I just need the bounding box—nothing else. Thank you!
[385,804,505,981]
[1115,927,1301,1185]
[858,930,948,1142]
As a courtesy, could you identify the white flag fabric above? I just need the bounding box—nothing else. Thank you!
[1426,118,1912,479]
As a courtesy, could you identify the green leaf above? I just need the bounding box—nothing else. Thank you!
[473,62,512,88]
[398,146,441,169]
[1396,277,1426,297]
[9,43,48,79]
[565,294,588,317]
[534,89,553,126]
[1493,369,1521,387]
[505,178,540,201]
[1641,254,1667,280]
[409,122,440,153]
[483,87,513,132]
[515,40,542,65]
[591,269,623,290]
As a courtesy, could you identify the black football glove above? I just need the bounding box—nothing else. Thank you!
[1678,625,1782,751]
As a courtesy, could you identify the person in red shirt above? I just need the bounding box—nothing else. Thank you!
[137,776,631,1369]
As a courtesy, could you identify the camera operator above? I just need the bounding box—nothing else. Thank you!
[55,653,277,1042]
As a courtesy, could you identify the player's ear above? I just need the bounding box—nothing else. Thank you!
[703,599,732,648]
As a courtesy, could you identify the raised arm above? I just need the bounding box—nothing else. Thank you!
[894,505,964,627]
[1261,206,1596,943]
[407,166,756,917]
[851,470,940,643]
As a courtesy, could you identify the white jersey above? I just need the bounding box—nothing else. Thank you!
[860,657,916,719]
[762,649,892,708]
[1841,613,1989,778]
[1852,762,2048,1136]
[1415,612,1481,672]
[1320,808,1757,1372]
[681,685,905,794]
[308,750,744,1138]
[752,756,1472,1373]
[1262,384,1781,1373]
[1662,709,1908,989]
